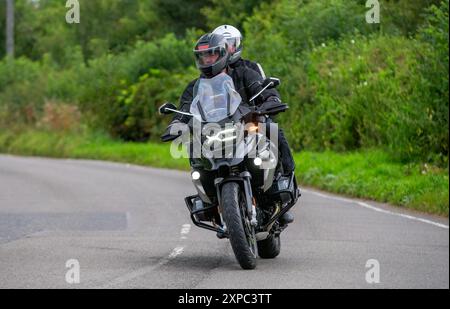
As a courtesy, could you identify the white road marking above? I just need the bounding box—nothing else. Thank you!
[168,246,184,259]
[100,224,190,288]
[100,254,175,288]
[180,224,191,240]
[304,189,449,230]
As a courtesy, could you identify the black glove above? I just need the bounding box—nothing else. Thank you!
[160,120,187,142]
[258,98,288,115]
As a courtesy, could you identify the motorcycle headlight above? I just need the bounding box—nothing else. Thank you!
[191,171,201,180]
[254,157,262,166]
[205,128,237,144]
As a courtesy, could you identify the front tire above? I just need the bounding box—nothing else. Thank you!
[221,182,257,270]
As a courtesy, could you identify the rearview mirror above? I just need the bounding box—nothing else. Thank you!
[159,102,178,115]
[262,77,281,89]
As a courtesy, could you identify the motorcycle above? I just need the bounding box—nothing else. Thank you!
[159,73,300,269]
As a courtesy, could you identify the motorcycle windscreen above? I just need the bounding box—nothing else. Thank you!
[190,73,242,122]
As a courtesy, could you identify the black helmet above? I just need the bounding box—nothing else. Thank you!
[194,33,230,78]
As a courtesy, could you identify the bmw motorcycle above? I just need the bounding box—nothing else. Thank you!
[159,73,300,269]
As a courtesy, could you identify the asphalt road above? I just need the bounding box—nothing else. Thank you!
[0,155,448,289]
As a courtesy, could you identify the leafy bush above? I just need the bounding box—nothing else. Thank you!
[73,33,195,135]
[243,0,375,76]
[38,101,81,132]
[109,67,198,141]
[380,0,443,36]
[277,33,448,163]
[414,0,449,163]
[0,57,46,126]
[242,0,448,164]
[0,57,41,92]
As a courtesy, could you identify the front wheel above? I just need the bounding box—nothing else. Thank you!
[221,182,257,270]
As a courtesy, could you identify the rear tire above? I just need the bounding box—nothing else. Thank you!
[221,182,257,270]
[257,234,281,259]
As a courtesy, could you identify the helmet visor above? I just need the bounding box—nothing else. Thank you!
[194,45,226,67]
[225,37,241,52]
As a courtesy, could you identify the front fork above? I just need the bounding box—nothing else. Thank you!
[215,171,257,228]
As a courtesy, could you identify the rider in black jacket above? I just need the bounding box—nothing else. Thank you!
[161,30,296,225]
